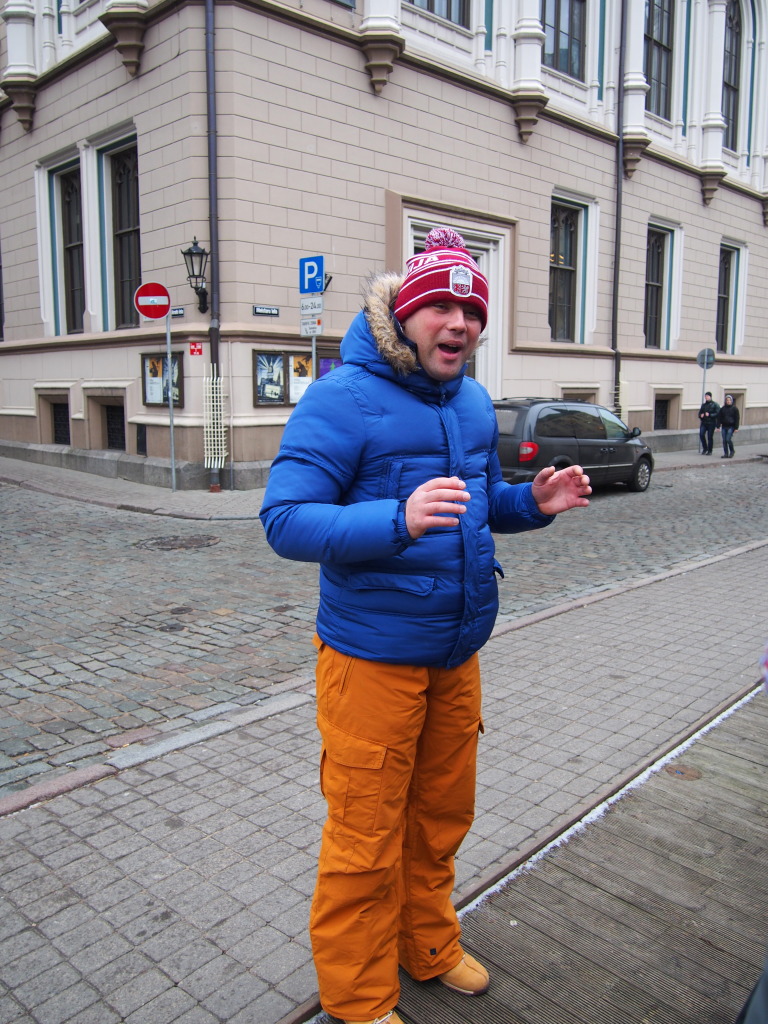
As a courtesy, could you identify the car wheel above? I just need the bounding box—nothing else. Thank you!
[628,457,652,492]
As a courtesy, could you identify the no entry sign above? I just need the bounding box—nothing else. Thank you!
[134,282,171,320]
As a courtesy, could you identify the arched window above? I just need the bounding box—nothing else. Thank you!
[644,0,674,119]
[722,0,741,152]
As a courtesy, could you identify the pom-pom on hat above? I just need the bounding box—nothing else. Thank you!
[393,227,489,330]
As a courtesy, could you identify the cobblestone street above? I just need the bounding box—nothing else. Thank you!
[2,457,767,795]
[1,453,767,1024]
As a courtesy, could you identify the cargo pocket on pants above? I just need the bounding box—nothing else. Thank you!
[317,712,387,836]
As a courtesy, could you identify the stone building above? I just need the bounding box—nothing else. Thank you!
[1,0,766,487]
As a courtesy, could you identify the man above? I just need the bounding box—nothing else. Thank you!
[698,391,720,455]
[718,393,740,458]
[260,228,591,1024]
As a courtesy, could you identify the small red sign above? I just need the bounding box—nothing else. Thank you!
[190,342,203,356]
[134,282,171,320]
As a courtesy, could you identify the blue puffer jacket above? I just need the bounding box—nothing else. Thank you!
[260,275,554,668]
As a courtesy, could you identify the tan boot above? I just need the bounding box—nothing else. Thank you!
[438,951,490,996]
[343,1013,403,1024]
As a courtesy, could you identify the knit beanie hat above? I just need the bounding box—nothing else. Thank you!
[393,227,489,329]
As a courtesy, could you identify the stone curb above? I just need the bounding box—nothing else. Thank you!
[0,764,118,817]
[0,692,314,818]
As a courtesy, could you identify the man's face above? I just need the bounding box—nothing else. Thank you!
[401,301,483,382]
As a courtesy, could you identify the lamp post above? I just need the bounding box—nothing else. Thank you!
[181,238,209,313]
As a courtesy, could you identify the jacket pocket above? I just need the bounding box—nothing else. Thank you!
[345,571,436,595]
[317,713,387,835]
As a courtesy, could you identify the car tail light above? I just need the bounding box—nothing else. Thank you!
[519,441,539,462]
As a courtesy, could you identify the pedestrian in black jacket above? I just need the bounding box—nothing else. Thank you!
[698,391,720,454]
[718,394,740,458]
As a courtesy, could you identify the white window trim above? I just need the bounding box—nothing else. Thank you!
[551,189,599,346]
[35,128,137,338]
[647,219,683,351]
[720,239,747,354]
[402,211,511,399]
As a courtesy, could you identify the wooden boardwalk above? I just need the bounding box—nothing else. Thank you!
[394,691,768,1024]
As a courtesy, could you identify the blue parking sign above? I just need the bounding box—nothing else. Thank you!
[299,256,325,294]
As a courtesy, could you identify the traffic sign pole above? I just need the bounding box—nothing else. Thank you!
[166,311,176,492]
[299,258,327,382]
[134,283,176,490]
[697,348,716,405]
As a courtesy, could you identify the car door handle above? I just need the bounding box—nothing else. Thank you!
[600,447,616,452]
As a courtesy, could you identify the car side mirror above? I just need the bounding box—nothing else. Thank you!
[629,426,641,438]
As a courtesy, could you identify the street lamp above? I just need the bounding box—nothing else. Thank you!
[181,238,209,313]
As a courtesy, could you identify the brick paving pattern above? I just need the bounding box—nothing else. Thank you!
[0,450,766,1023]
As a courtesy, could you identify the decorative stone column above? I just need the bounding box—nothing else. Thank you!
[360,0,405,95]
[510,0,547,142]
[99,0,148,77]
[1,0,37,131]
[700,0,728,203]
[621,0,651,176]
[40,0,56,71]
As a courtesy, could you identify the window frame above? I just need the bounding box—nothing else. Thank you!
[38,131,140,337]
[722,0,742,152]
[541,0,586,81]
[59,166,86,335]
[402,212,511,399]
[715,242,745,355]
[644,0,674,120]
[547,194,597,347]
[105,142,141,330]
[406,0,469,29]
[644,228,666,349]
[549,203,579,343]
[643,222,681,351]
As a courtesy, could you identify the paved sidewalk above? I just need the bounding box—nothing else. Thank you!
[0,441,766,522]
[1,536,766,1023]
[1,446,767,1024]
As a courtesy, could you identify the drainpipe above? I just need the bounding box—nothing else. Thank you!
[611,0,627,417]
[205,0,221,490]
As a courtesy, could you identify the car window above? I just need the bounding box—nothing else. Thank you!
[600,408,630,440]
[494,407,526,435]
[570,408,606,440]
[535,407,578,437]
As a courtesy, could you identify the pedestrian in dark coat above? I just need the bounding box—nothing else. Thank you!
[718,394,740,458]
[698,391,720,454]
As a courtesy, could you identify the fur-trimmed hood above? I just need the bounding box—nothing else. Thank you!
[338,272,467,403]
[357,272,417,377]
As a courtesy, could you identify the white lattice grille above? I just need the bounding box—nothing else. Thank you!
[203,365,228,469]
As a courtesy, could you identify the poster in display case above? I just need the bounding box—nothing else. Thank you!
[141,353,184,407]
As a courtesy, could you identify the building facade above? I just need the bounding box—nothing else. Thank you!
[1,0,767,486]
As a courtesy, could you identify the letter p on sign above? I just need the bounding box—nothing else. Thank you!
[299,256,324,294]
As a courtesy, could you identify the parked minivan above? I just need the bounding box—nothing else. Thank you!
[493,398,654,492]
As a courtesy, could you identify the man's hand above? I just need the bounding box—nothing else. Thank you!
[531,465,591,516]
[406,477,470,539]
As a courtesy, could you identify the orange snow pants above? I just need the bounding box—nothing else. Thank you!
[310,636,482,1021]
